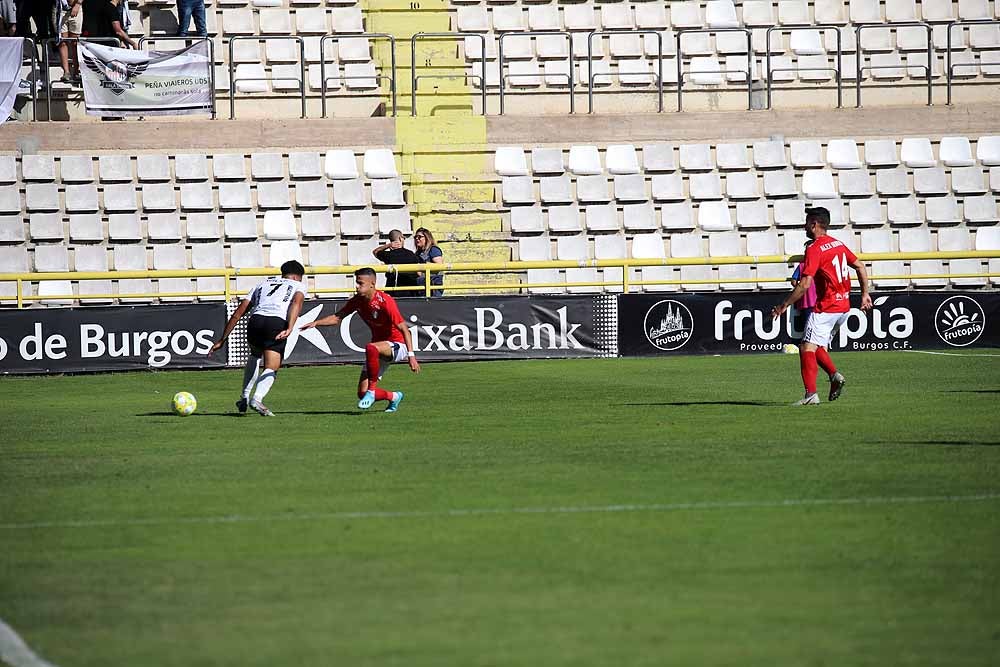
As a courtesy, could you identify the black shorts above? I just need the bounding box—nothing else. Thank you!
[247,314,288,355]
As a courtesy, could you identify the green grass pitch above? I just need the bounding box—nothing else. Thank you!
[2,352,999,666]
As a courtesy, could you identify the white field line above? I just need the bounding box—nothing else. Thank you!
[903,350,1000,357]
[1,494,998,531]
[0,620,59,667]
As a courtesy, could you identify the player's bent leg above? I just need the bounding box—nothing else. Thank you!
[815,346,837,378]
[365,343,385,388]
[829,371,846,402]
[359,343,400,409]
[799,341,819,399]
[238,354,261,414]
[250,350,281,416]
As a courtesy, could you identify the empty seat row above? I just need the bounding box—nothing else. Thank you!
[521,259,998,293]
[0,208,412,243]
[0,179,405,214]
[221,61,379,92]
[507,196,1000,232]
[519,225,999,258]
[0,239,375,304]
[454,0,1000,31]
[494,138,1000,176]
[0,238,389,273]
[517,227,1000,292]
[7,149,399,183]
[464,27,1000,65]
[501,168,1000,204]
[474,51,1000,89]
[204,37,373,64]
[215,7,364,35]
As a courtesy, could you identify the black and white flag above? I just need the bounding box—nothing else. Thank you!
[80,41,212,117]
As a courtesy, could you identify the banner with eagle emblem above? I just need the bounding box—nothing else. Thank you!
[79,41,212,117]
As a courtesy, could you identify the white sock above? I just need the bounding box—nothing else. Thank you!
[242,357,260,399]
[253,369,276,403]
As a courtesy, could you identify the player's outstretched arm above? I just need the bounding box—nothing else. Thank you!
[850,259,873,311]
[208,299,251,354]
[771,274,812,320]
[398,322,420,373]
[300,313,342,330]
[276,292,306,340]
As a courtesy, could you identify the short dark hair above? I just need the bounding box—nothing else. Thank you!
[280,260,305,277]
[805,206,831,228]
[355,267,377,280]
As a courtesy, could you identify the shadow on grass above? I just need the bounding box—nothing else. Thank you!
[941,389,1000,395]
[624,401,780,407]
[136,412,245,418]
[874,440,1000,447]
[135,411,366,417]
[274,411,368,416]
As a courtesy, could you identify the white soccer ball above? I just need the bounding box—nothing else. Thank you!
[172,391,197,417]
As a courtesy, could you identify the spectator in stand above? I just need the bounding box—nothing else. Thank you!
[414,227,444,297]
[373,229,422,294]
[176,0,206,37]
[0,0,16,36]
[82,0,136,49]
[54,0,83,85]
[15,0,50,42]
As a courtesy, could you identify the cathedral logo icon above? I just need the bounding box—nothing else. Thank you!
[643,300,694,351]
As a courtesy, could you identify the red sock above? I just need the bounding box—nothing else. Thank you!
[373,388,393,402]
[815,347,836,377]
[800,351,818,395]
[364,344,381,388]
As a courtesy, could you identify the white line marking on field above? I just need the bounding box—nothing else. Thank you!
[0,619,59,667]
[903,350,1000,357]
[1,494,998,531]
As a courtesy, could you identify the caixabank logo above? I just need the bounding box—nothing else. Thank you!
[935,296,986,347]
[643,300,694,351]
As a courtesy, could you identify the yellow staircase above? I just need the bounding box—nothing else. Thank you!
[364,0,512,291]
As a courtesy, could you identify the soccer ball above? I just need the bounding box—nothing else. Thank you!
[172,391,197,417]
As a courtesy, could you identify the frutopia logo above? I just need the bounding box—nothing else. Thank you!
[934,296,986,347]
[643,300,694,351]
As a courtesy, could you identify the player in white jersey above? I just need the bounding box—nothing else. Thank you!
[208,261,308,416]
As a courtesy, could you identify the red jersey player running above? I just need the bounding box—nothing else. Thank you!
[300,267,420,412]
[771,207,873,405]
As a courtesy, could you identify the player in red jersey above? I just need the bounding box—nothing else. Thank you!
[300,267,420,412]
[771,207,873,405]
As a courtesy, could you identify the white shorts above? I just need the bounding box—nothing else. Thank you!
[54,6,83,35]
[360,341,409,381]
[802,310,849,348]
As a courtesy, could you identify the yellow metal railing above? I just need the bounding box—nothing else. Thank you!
[1,251,998,307]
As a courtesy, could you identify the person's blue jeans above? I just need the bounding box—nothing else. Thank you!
[177,0,207,37]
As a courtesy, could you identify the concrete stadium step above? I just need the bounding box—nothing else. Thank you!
[436,239,514,291]
[413,213,504,233]
[365,0,472,118]
[409,183,496,206]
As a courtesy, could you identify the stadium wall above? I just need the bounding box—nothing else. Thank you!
[0,291,995,374]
